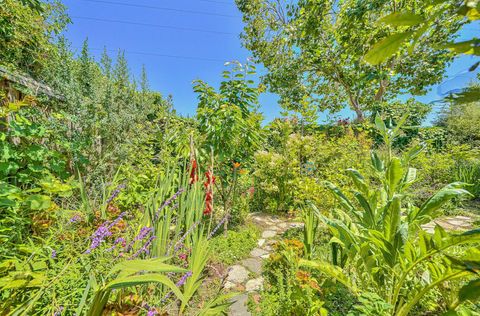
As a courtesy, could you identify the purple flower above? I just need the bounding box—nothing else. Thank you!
[147,309,158,316]
[107,237,126,252]
[51,250,57,259]
[161,271,193,303]
[136,226,153,240]
[53,306,64,316]
[106,183,126,205]
[125,226,153,252]
[207,214,230,240]
[171,220,201,255]
[85,224,112,254]
[130,235,156,259]
[176,271,193,286]
[69,214,81,223]
[107,212,127,229]
[155,188,185,219]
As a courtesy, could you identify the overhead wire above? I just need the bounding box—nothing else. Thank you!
[78,46,229,63]
[78,0,240,18]
[71,15,237,35]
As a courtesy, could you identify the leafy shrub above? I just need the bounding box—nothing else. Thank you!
[252,125,371,214]
[302,116,480,316]
[252,239,328,316]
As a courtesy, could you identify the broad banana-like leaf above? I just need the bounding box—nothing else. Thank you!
[401,167,417,191]
[324,181,360,220]
[378,12,424,26]
[353,192,376,228]
[299,259,357,293]
[374,115,387,137]
[346,169,369,194]
[387,157,403,196]
[384,195,401,243]
[458,279,480,303]
[402,144,424,164]
[365,31,414,65]
[391,114,409,139]
[315,212,360,253]
[371,151,384,172]
[412,183,472,223]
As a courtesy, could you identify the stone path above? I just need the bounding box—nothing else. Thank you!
[227,213,304,316]
[421,215,475,234]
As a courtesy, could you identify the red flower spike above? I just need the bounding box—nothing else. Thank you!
[189,160,198,184]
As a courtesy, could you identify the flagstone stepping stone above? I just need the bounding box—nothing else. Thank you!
[250,247,269,258]
[263,245,273,252]
[227,265,249,284]
[257,239,266,247]
[290,222,304,228]
[278,222,289,229]
[230,294,251,316]
[245,277,264,292]
[241,257,262,274]
[262,230,277,238]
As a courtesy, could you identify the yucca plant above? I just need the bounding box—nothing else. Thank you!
[302,115,480,315]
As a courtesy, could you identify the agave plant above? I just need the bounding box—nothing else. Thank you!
[302,115,480,315]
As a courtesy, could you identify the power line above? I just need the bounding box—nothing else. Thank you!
[79,0,240,18]
[79,46,228,63]
[199,0,233,4]
[72,16,237,35]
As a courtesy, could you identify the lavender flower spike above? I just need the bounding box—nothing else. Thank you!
[161,271,193,303]
[171,220,201,254]
[207,214,230,240]
[130,235,156,259]
[105,183,126,205]
[155,188,185,219]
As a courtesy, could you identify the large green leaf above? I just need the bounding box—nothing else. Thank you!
[387,157,403,195]
[24,194,51,210]
[365,31,414,65]
[324,181,357,216]
[459,279,480,303]
[379,12,424,26]
[108,257,184,278]
[413,183,472,223]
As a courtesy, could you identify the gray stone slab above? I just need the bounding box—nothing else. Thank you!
[241,257,262,274]
[230,294,251,316]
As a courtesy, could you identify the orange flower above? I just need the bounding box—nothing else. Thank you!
[233,162,241,169]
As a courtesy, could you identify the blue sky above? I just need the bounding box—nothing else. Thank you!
[63,0,478,124]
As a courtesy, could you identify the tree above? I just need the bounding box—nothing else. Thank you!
[235,0,463,121]
[366,0,479,104]
[194,61,263,229]
[0,0,69,75]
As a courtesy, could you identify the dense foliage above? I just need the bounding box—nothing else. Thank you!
[1,0,479,315]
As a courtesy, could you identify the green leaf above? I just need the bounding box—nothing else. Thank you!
[379,12,424,26]
[109,258,186,279]
[442,39,480,56]
[413,183,473,223]
[365,31,414,65]
[346,169,368,194]
[371,151,384,172]
[299,259,357,293]
[387,157,403,195]
[24,194,51,210]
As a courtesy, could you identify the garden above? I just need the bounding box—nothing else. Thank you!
[0,0,479,315]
